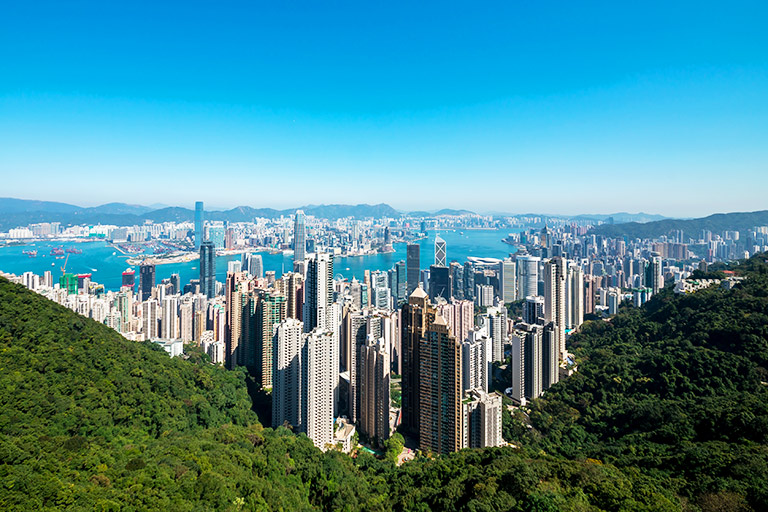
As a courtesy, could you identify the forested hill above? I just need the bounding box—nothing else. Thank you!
[589,209,768,239]
[514,253,768,511]
[3,252,768,510]
[0,277,679,511]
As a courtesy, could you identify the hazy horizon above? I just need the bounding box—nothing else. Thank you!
[2,2,767,217]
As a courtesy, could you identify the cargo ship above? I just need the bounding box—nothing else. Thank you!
[22,249,38,257]
[50,247,65,256]
[66,247,82,254]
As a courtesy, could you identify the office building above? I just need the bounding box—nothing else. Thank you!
[406,244,420,296]
[428,264,451,301]
[517,255,540,300]
[121,268,135,292]
[434,235,446,267]
[194,201,204,251]
[499,258,517,303]
[139,264,155,302]
[200,241,216,299]
[294,210,306,266]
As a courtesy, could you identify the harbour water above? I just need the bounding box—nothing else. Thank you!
[0,229,521,291]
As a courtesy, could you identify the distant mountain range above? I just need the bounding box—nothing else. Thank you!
[590,210,768,239]
[0,197,669,232]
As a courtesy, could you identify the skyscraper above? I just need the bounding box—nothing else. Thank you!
[499,258,517,304]
[648,254,664,294]
[305,328,337,450]
[139,264,155,302]
[303,253,333,333]
[194,201,204,251]
[257,292,286,388]
[428,264,451,301]
[225,271,248,368]
[294,210,307,266]
[200,241,216,299]
[542,322,560,390]
[434,235,446,267]
[419,313,463,454]
[462,389,503,449]
[461,330,490,393]
[401,287,434,436]
[543,257,566,359]
[517,255,540,300]
[565,263,584,330]
[482,306,507,363]
[275,272,304,320]
[522,295,545,325]
[395,260,407,305]
[406,244,420,296]
[272,318,305,430]
[141,299,158,339]
[359,337,391,446]
[161,295,179,339]
[436,299,474,344]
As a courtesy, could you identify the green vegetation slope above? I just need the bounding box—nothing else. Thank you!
[513,254,768,511]
[4,252,768,511]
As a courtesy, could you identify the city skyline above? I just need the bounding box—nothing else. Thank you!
[2,2,767,216]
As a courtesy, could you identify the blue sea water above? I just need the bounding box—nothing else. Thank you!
[0,229,521,291]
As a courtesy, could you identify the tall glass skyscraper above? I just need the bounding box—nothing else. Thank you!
[200,241,216,299]
[406,244,420,296]
[294,210,306,265]
[194,201,204,251]
[139,264,155,301]
[434,235,446,267]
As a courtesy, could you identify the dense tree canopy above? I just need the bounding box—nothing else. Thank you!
[2,254,768,510]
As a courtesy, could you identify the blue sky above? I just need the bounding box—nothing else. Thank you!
[1,1,767,216]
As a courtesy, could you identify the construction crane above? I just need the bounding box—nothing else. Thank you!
[60,253,69,276]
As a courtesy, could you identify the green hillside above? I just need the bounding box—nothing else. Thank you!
[515,254,768,511]
[589,209,768,239]
[3,253,768,510]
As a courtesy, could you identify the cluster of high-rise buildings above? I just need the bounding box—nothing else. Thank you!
[7,204,768,455]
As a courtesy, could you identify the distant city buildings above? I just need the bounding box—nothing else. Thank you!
[6,207,759,457]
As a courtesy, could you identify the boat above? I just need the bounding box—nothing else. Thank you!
[66,248,82,254]
[22,249,37,257]
[50,247,65,255]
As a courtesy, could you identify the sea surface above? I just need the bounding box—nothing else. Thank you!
[0,229,521,291]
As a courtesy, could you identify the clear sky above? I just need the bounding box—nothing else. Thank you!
[1,1,767,217]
